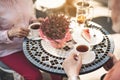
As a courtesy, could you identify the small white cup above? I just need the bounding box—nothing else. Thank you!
[27,22,41,40]
[74,43,90,54]
[71,43,95,64]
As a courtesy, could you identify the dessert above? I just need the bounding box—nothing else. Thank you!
[81,28,91,43]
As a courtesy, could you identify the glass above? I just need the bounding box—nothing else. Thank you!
[76,2,89,24]
[75,1,94,26]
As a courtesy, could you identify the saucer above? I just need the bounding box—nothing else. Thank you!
[68,46,96,64]
[27,36,41,40]
[81,51,96,64]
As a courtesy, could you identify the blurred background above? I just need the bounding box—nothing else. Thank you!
[34,0,114,34]
[1,0,120,80]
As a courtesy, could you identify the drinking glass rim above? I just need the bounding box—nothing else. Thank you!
[75,1,90,8]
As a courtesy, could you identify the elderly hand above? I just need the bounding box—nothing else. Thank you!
[62,53,82,78]
[8,26,30,39]
[103,53,118,71]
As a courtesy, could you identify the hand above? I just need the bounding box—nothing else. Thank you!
[103,53,118,71]
[37,17,45,23]
[8,26,30,39]
[29,19,39,24]
[62,53,82,77]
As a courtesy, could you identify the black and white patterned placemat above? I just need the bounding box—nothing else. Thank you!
[23,24,114,75]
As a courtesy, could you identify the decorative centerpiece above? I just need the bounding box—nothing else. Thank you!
[39,14,71,48]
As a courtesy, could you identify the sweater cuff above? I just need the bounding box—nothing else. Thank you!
[0,30,13,43]
[68,76,80,80]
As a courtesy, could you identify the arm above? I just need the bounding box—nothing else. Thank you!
[103,53,119,80]
[103,53,118,71]
[0,26,30,44]
[62,53,82,80]
[7,26,30,39]
[104,61,120,80]
[0,30,13,43]
[0,17,13,43]
[68,76,80,80]
[0,0,34,44]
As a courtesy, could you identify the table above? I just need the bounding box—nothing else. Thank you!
[23,22,114,75]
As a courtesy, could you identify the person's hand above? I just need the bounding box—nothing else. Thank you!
[103,53,118,71]
[29,18,39,24]
[8,26,30,39]
[37,17,45,23]
[62,53,82,77]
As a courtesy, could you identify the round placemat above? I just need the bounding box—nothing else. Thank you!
[23,23,114,75]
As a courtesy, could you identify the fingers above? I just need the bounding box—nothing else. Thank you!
[68,52,76,59]
[9,27,30,38]
[16,28,29,37]
[63,53,82,64]
[38,18,44,22]
[76,54,82,64]
[20,28,30,35]
[72,53,82,69]
[107,53,118,64]
[107,53,117,60]
[73,54,79,61]
[107,53,114,58]
[30,20,39,24]
[21,27,30,32]
[72,53,82,65]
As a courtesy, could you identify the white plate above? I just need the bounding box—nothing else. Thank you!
[41,40,74,57]
[72,27,104,45]
[72,27,90,44]
[89,28,104,45]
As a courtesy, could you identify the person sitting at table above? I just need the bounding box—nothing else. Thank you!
[62,53,82,80]
[62,0,120,79]
[62,52,118,80]
[0,0,62,80]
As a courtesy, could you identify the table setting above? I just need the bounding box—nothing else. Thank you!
[23,0,114,75]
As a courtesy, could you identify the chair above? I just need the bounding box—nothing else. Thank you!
[0,61,24,80]
[92,16,115,34]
